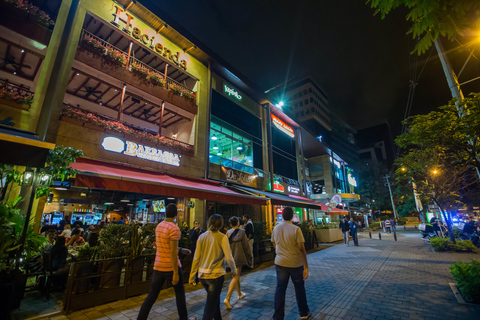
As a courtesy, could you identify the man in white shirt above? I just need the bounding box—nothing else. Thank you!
[271,207,310,320]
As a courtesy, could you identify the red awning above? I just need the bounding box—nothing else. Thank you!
[70,159,267,205]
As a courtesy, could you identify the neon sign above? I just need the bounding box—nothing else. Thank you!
[271,114,295,138]
[224,84,242,101]
[287,185,300,194]
[273,181,285,193]
[348,173,357,187]
[102,137,181,167]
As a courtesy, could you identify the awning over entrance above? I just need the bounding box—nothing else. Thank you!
[0,126,55,168]
[231,185,325,210]
[70,159,267,205]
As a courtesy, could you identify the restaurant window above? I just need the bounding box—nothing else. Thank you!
[210,121,254,174]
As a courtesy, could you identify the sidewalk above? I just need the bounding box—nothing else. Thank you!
[26,232,480,320]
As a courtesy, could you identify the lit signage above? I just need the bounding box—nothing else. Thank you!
[287,185,301,194]
[102,137,181,167]
[224,84,242,101]
[348,173,357,187]
[274,181,285,193]
[111,5,187,70]
[271,114,295,138]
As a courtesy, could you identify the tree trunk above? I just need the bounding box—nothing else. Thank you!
[434,200,455,243]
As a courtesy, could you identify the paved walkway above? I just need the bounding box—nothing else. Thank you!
[22,232,480,320]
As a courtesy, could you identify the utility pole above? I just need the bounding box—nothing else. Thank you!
[384,174,398,221]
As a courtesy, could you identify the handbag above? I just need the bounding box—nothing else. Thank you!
[229,229,241,244]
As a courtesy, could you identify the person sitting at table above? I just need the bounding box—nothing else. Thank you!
[45,229,57,249]
[59,224,72,238]
[66,229,85,247]
[50,236,69,272]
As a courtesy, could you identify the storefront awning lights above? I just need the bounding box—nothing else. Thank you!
[211,135,217,140]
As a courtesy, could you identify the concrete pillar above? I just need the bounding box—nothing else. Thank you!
[260,104,270,190]
[35,0,86,142]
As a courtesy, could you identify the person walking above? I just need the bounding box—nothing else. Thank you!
[189,219,205,255]
[137,204,196,320]
[271,207,310,320]
[339,216,350,246]
[189,214,237,320]
[385,219,391,234]
[349,218,359,246]
[223,217,252,311]
[242,214,254,268]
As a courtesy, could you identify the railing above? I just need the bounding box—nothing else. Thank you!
[61,104,195,155]
[0,78,35,106]
[80,29,196,98]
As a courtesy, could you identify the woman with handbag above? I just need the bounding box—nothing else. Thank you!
[223,216,253,311]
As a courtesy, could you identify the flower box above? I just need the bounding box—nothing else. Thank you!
[0,97,29,110]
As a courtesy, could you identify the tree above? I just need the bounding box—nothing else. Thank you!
[395,149,477,242]
[394,185,419,217]
[396,93,480,177]
[367,0,480,55]
[354,162,392,216]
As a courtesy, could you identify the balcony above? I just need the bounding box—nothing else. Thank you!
[0,78,34,111]
[73,30,197,115]
[60,104,194,156]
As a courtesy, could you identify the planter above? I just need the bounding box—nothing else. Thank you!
[71,261,95,294]
[0,272,27,316]
[145,255,155,280]
[127,256,144,284]
[315,229,344,243]
[60,116,84,127]
[100,258,124,289]
[0,97,30,110]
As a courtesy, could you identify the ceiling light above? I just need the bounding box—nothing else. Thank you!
[120,198,130,202]
[217,152,222,156]
[167,197,175,200]
[21,50,24,53]
[237,146,243,150]
[211,135,217,140]
[76,73,80,76]
[55,187,68,191]
[213,145,219,150]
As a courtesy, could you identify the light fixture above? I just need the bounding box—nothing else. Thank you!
[213,145,219,150]
[21,170,34,186]
[167,197,175,200]
[21,50,24,53]
[120,198,130,202]
[142,198,149,202]
[127,203,134,206]
[217,152,222,156]
[172,133,177,139]
[211,135,217,141]
[76,73,80,76]
[237,146,243,150]
[38,173,52,187]
[104,202,114,205]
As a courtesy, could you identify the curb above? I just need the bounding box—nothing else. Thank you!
[449,283,477,305]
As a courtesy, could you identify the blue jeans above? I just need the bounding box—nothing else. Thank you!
[274,265,310,319]
[200,276,224,320]
[137,268,188,320]
[351,231,358,245]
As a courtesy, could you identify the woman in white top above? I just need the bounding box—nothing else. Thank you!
[59,224,72,238]
[189,214,237,320]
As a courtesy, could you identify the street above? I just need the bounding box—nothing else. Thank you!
[28,231,480,320]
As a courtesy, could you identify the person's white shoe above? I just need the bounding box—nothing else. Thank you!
[238,292,246,300]
[223,299,232,311]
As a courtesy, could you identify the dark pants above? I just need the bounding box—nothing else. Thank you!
[274,265,310,320]
[351,231,358,246]
[137,268,188,320]
[200,276,224,320]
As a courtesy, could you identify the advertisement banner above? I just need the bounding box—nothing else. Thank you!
[220,166,257,188]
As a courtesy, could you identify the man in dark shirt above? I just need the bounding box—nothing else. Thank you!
[243,214,254,268]
[72,217,83,229]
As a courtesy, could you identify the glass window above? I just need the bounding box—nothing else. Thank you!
[303,90,307,95]
[311,107,314,112]
[310,97,313,103]
[301,111,304,116]
[299,101,303,106]
[294,103,298,108]
[298,92,302,97]
[309,88,312,93]
[306,110,310,115]
[305,99,308,105]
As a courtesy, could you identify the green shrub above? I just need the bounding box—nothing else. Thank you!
[450,240,477,253]
[398,218,408,226]
[76,244,99,262]
[369,222,381,230]
[430,238,449,251]
[450,260,480,303]
[453,228,463,239]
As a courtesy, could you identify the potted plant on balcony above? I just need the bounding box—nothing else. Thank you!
[99,224,127,289]
[104,46,127,67]
[146,72,165,87]
[82,34,107,55]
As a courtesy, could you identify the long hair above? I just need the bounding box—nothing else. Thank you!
[208,214,224,232]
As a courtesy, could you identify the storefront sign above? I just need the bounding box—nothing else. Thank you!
[348,173,357,187]
[271,114,295,138]
[223,84,242,101]
[102,137,181,167]
[273,181,284,193]
[287,185,301,194]
[111,5,187,70]
[220,167,257,187]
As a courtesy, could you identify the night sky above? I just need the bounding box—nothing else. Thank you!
[143,0,480,136]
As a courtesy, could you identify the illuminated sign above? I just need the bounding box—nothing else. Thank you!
[111,5,187,70]
[224,84,242,101]
[271,114,295,138]
[287,185,301,194]
[348,173,357,187]
[274,181,285,193]
[102,137,181,167]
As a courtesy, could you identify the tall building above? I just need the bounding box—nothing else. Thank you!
[356,122,396,168]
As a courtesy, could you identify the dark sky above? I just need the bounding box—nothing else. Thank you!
[143,0,480,137]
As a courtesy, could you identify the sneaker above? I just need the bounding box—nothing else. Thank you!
[238,292,246,300]
[188,317,197,320]
[223,299,232,311]
[300,313,311,319]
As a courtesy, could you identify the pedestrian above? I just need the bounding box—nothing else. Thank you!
[58,215,70,232]
[189,219,205,255]
[349,218,359,246]
[242,214,254,268]
[137,204,196,320]
[118,217,125,224]
[224,217,252,311]
[189,214,237,320]
[339,216,350,246]
[72,216,83,229]
[389,218,395,232]
[271,207,310,320]
[385,219,391,234]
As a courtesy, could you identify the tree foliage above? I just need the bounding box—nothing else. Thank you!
[367,0,480,55]
[354,162,392,214]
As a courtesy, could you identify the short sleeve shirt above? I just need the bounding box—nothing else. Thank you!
[154,221,182,271]
[271,222,305,268]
